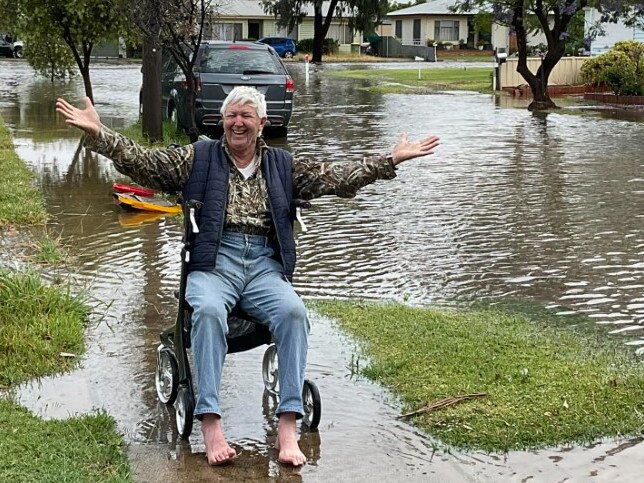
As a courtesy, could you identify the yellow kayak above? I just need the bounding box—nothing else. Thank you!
[118,211,173,227]
[112,192,182,214]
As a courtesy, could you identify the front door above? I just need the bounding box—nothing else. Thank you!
[248,21,261,40]
[413,19,421,45]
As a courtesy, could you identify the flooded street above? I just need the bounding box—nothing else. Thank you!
[1,59,643,481]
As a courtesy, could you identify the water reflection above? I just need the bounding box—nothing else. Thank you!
[1,59,643,480]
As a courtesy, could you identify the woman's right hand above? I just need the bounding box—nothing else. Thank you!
[55,97,102,137]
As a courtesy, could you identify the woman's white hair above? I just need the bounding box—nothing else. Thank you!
[220,86,267,118]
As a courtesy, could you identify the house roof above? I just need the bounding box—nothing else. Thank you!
[387,0,474,17]
[218,0,353,18]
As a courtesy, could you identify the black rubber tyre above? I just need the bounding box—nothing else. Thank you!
[13,46,22,58]
[155,345,178,405]
[262,344,279,393]
[283,50,294,59]
[301,379,321,430]
[175,384,194,439]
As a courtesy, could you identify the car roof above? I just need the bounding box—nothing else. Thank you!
[201,40,269,50]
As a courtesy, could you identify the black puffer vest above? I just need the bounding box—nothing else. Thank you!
[183,140,297,280]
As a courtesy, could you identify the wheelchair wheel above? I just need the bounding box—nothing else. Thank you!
[262,344,279,393]
[155,345,178,405]
[175,384,194,439]
[301,379,321,430]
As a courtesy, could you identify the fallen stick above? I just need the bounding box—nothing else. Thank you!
[398,393,487,419]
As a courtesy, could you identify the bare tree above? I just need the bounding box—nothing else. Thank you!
[130,0,164,141]
[160,0,219,136]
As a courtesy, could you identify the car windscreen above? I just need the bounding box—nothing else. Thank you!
[199,49,284,75]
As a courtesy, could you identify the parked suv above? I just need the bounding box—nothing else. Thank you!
[163,41,294,137]
[257,37,297,59]
[0,33,23,58]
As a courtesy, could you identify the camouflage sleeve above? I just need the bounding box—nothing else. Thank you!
[292,154,397,200]
[83,126,193,192]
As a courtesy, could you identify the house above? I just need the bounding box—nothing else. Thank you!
[385,0,477,47]
[584,7,644,56]
[209,0,361,46]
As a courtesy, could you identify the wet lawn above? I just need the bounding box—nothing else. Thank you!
[327,67,493,93]
[312,300,644,452]
[0,116,132,481]
[0,114,47,226]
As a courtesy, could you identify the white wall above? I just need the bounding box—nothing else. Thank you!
[585,8,639,56]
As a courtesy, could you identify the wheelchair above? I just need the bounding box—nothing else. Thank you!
[154,199,322,438]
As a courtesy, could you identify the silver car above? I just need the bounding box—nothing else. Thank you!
[163,41,294,137]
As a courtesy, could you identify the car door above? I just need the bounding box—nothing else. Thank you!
[0,35,12,57]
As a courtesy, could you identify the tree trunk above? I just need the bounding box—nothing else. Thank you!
[312,5,324,62]
[512,8,557,111]
[311,0,339,63]
[522,53,562,111]
[184,74,198,137]
[80,65,94,104]
[142,36,163,142]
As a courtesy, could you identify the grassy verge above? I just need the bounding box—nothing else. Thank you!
[0,400,130,482]
[289,52,404,63]
[0,113,132,481]
[0,271,87,386]
[118,119,190,147]
[0,115,47,227]
[327,67,493,94]
[0,271,131,481]
[312,300,644,452]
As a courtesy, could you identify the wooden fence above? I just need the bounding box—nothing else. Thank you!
[499,57,589,88]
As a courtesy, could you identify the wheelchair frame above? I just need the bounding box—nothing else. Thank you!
[154,199,321,438]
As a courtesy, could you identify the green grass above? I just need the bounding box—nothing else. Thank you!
[0,400,131,482]
[118,119,190,147]
[0,115,48,227]
[0,270,88,386]
[327,67,493,93]
[0,272,132,481]
[31,233,68,265]
[312,300,644,452]
[0,116,131,482]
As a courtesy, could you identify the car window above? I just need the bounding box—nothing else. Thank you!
[199,49,284,75]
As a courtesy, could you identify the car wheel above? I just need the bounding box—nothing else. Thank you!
[13,46,23,59]
[283,51,294,59]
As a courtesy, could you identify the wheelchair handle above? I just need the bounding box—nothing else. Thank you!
[186,199,202,234]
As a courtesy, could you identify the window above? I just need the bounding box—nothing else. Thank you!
[395,20,402,39]
[434,20,460,42]
[413,19,421,44]
[327,24,353,44]
[212,23,243,41]
[199,49,283,75]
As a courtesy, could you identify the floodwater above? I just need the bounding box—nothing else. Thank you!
[0,58,643,482]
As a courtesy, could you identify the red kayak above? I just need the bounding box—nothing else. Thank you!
[112,183,156,197]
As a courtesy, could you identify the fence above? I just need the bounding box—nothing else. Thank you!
[499,57,589,88]
[373,36,436,61]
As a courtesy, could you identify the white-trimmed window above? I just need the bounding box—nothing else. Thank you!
[434,20,459,42]
[212,23,242,41]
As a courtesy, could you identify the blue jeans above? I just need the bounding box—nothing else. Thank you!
[186,231,309,418]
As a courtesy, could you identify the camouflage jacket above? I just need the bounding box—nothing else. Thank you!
[85,127,397,234]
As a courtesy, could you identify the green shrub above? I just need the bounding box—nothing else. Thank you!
[581,40,644,95]
[296,38,339,55]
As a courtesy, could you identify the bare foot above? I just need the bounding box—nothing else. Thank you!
[276,412,306,466]
[201,413,237,466]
